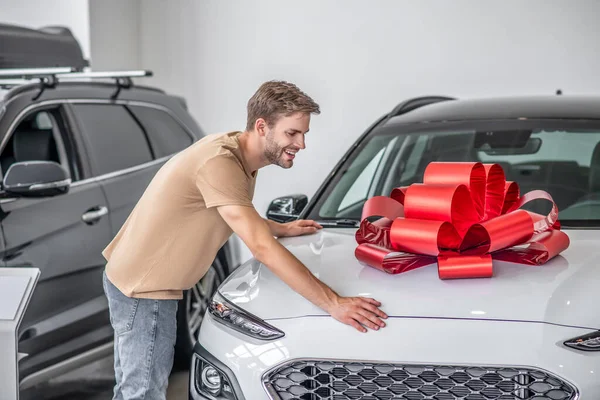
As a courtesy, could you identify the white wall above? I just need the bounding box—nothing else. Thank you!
[134,0,600,261]
[0,0,91,59]
[136,0,600,209]
[88,0,141,71]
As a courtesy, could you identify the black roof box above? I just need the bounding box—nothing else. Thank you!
[0,23,89,71]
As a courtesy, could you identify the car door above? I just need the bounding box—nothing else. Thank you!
[69,102,194,236]
[0,104,113,379]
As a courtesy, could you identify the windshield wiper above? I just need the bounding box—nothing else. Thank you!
[317,219,360,227]
[555,220,600,229]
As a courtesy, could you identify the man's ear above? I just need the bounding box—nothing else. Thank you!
[255,118,268,137]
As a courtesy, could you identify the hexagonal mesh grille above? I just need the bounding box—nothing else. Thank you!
[263,361,576,400]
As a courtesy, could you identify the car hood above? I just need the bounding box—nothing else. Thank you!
[219,228,600,329]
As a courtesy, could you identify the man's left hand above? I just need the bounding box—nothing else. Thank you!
[281,219,323,237]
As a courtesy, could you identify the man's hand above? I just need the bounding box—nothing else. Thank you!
[264,218,322,237]
[280,219,323,237]
[325,296,388,333]
[217,205,387,333]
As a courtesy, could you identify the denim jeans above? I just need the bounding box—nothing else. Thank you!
[103,271,178,400]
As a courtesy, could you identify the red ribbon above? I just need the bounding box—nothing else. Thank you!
[355,162,570,279]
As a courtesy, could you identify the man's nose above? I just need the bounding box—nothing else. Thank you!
[296,134,306,150]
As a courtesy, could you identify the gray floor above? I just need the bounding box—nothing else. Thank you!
[22,355,189,400]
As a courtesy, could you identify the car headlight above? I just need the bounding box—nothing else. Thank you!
[564,330,600,351]
[208,292,284,340]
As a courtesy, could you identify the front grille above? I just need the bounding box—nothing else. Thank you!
[263,360,577,400]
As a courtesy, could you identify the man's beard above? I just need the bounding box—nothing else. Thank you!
[264,132,290,168]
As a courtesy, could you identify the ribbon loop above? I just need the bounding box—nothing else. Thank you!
[355,162,569,279]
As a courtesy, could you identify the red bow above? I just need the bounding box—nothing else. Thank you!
[355,162,570,279]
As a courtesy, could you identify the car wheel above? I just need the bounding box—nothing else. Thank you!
[174,258,225,369]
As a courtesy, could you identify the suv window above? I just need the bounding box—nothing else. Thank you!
[128,105,193,157]
[311,125,600,226]
[0,108,79,181]
[73,104,153,176]
[319,134,398,217]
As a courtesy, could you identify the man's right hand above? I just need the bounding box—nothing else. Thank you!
[324,296,388,333]
[216,204,388,333]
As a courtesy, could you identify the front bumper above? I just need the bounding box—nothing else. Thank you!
[190,315,599,399]
[190,341,246,400]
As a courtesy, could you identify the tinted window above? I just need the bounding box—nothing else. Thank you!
[74,104,152,175]
[310,123,600,226]
[129,106,193,157]
[320,134,397,217]
[0,108,81,181]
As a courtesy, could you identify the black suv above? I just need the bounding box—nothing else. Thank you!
[0,24,239,392]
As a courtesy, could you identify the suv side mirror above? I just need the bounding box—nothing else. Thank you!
[266,194,308,223]
[2,161,71,197]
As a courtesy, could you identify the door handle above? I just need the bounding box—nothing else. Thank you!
[82,206,108,225]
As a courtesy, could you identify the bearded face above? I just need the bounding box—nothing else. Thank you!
[261,112,310,169]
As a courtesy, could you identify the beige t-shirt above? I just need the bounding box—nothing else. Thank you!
[102,131,257,299]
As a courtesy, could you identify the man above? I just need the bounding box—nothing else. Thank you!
[101,80,387,399]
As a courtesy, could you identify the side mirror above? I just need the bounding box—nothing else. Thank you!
[266,194,308,223]
[2,161,71,197]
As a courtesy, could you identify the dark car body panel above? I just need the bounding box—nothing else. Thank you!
[387,95,600,125]
[0,80,237,385]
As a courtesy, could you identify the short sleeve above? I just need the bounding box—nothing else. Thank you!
[196,154,254,208]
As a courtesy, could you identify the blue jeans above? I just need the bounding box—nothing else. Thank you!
[102,271,178,400]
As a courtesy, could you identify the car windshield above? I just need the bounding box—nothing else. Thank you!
[309,120,600,227]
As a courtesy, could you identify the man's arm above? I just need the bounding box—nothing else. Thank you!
[264,218,287,237]
[218,205,387,332]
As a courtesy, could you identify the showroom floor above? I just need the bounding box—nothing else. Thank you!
[22,356,189,400]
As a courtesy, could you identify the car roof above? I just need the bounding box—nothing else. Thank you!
[0,79,205,140]
[387,95,600,125]
[0,80,190,117]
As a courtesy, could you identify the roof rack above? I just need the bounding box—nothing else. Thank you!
[384,95,456,122]
[0,67,76,78]
[0,68,153,100]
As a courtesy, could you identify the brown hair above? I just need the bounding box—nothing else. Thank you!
[246,80,320,131]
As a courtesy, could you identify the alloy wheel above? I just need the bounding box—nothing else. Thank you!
[186,265,220,341]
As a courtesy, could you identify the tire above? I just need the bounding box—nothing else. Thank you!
[174,257,225,369]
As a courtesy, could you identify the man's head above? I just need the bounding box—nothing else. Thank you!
[246,80,320,168]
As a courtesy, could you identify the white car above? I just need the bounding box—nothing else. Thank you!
[190,95,600,400]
